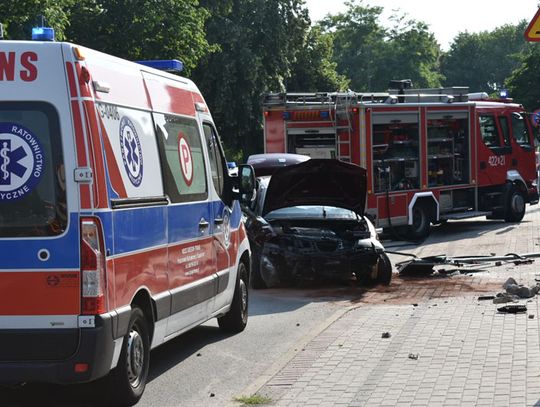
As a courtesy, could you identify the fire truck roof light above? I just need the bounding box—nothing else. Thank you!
[136,59,184,73]
[500,89,509,98]
[32,27,55,41]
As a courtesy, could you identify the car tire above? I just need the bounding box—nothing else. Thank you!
[218,262,249,333]
[408,204,430,239]
[108,306,150,406]
[504,186,525,223]
[250,248,267,289]
[376,252,392,285]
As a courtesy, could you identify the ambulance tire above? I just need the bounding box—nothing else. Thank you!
[376,252,392,286]
[218,262,249,333]
[109,307,150,406]
[504,187,526,223]
[408,204,430,239]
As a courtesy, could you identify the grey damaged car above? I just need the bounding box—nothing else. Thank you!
[243,157,391,289]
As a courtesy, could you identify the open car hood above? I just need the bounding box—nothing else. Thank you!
[262,159,367,217]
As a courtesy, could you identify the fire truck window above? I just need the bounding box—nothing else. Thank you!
[372,113,420,193]
[427,113,469,187]
[511,112,531,146]
[498,116,511,146]
[479,115,501,147]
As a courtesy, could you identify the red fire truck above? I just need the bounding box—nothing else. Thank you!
[262,83,539,238]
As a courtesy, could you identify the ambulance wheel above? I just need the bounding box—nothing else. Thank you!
[218,262,248,333]
[408,204,430,239]
[376,252,392,286]
[110,307,150,406]
[504,187,525,222]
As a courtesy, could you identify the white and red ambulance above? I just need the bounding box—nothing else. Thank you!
[0,28,254,405]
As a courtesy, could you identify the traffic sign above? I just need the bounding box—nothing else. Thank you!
[525,8,540,41]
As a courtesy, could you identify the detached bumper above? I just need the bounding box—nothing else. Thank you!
[0,313,117,385]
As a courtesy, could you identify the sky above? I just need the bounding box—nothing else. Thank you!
[305,0,540,50]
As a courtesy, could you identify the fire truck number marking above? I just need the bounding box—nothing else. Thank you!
[0,52,38,82]
[488,155,505,167]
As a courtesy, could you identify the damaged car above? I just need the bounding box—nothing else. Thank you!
[242,155,391,288]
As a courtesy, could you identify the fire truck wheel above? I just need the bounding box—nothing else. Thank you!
[505,187,526,222]
[110,306,150,406]
[218,262,249,333]
[408,204,430,239]
[376,252,392,285]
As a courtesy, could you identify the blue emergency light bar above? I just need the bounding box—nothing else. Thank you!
[32,27,55,41]
[500,89,509,98]
[136,59,184,73]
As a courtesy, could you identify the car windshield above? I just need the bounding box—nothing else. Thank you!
[265,205,358,220]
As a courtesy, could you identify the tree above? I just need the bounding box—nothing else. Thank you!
[66,0,213,74]
[0,0,74,40]
[506,45,540,111]
[441,22,529,92]
[192,0,313,157]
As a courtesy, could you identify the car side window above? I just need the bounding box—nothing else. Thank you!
[154,113,208,203]
[498,116,511,146]
[202,122,226,200]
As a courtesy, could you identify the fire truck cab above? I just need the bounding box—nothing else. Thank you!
[262,84,539,239]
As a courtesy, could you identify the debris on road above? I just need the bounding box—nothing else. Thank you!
[478,295,495,301]
[529,315,535,319]
[497,305,527,314]
[382,332,391,338]
[408,353,419,360]
[502,277,540,299]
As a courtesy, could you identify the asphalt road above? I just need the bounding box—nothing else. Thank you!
[0,287,346,407]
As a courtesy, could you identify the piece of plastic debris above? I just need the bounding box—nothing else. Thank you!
[196,353,202,357]
[296,323,300,327]
[408,353,419,360]
[382,332,391,338]
[412,303,418,307]
[493,293,519,304]
[497,305,527,314]
[478,296,495,301]
[529,314,535,319]
[210,393,215,397]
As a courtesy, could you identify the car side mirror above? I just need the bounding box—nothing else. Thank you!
[237,164,256,205]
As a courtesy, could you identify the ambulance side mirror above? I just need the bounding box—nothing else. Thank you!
[236,164,256,205]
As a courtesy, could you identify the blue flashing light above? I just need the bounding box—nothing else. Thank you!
[500,89,509,98]
[227,161,237,169]
[32,27,55,41]
[136,59,184,73]
[320,111,330,119]
[283,111,291,120]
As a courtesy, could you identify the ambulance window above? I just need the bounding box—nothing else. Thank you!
[511,112,531,147]
[479,115,501,147]
[202,123,226,199]
[154,113,208,203]
[0,102,67,237]
[498,116,511,146]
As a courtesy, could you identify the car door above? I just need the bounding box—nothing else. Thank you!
[153,112,217,335]
[202,121,232,311]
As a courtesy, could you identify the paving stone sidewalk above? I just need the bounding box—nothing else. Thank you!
[251,208,540,406]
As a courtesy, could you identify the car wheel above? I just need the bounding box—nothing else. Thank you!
[504,186,525,222]
[408,204,430,239]
[218,262,249,333]
[250,247,267,289]
[109,307,150,406]
[376,252,392,286]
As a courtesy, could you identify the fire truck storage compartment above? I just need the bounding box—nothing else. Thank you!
[372,112,420,193]
[439,188,475,213]
[427,111,470,187]
[287,128,336,159]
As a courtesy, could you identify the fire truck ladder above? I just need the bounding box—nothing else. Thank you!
[333,92,356,162]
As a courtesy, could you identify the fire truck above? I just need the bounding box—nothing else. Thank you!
[262,82,539,239]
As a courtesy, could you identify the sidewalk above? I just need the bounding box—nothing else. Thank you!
[245,208,540,406]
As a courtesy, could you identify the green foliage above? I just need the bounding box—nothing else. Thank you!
[321,0,442,91]
[441,21,530,92]
[192,0,316,157]
[65,0,214,74]
[507,45,540,111]
[234,394,272,405]
[0,0,74,40]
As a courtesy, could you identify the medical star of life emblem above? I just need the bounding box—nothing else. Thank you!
[0,122,44,202]
[119,116,143,187]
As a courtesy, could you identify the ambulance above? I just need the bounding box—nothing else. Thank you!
[0,27,254,405]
